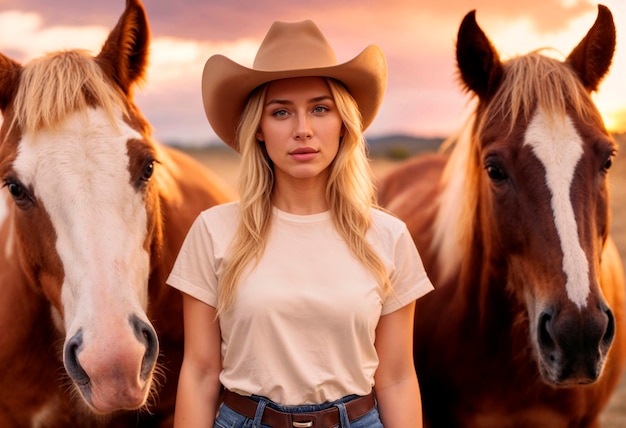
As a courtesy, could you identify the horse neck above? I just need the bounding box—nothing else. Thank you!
[431,119,479,282]
[145,144,234,320]
[461,214,514,327]
[435,127,517,335]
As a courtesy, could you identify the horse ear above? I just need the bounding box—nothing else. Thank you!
[456,10,503,100]
[566,5,615,92]
[0,53,22,112]
[96,0,150,95]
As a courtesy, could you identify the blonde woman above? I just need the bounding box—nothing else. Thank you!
[167,20,433,428]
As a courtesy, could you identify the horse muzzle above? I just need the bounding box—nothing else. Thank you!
[63,314,159,413]
[535,303,615,386]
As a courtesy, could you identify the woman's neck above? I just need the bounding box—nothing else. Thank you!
[271,177,329,215]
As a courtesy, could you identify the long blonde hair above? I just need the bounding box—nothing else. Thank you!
[217,78,391,314]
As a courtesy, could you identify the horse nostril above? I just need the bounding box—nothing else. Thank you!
[538,311,556,360]
[64,329,90,385]
[129,314,159,379]
[603,308,615,348]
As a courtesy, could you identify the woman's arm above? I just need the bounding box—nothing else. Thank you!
[374,301,423,428]
[173,293,223,428]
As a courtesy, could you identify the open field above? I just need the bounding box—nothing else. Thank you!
[181,140,626,426]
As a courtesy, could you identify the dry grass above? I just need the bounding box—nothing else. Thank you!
[182,144,626,426]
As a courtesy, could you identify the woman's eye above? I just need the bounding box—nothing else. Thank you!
[272,109,289,118]
[313,105,328,114]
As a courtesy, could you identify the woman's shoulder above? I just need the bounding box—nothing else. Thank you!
[368,207,414,248]
[370,207,407,232]
[197,200,240,227]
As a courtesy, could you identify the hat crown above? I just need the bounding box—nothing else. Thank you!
[253,20,338,71]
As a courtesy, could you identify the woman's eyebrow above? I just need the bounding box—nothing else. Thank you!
[309,95,334,103]
[265,99,291,107]
[265,95,334,107]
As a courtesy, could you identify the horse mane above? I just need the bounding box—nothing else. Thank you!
[432,51,599,282]
[480,50,598,135]
[11,49,128,134]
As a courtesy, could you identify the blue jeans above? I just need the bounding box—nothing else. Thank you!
[214,394,384,428]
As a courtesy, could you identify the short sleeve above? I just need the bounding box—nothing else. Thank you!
[381,223,433,315]
[167,213,220,307]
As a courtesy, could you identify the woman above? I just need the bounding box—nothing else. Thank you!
[167,19,433,428]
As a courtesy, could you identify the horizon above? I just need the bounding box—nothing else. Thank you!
[165,130,626,150]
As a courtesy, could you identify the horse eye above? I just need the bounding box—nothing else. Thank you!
[485,164,507,182]
[141,160,155,181]
[4,180,34,208]
[7,182,26,200]
[603,156,613,172]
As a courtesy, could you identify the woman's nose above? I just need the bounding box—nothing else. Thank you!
[294,130,312,140]
[294,113,312,140]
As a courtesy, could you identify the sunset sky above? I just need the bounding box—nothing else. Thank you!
[0,0,624,147]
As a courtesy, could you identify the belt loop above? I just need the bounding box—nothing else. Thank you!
[253,397,269,428]
[334,402,351,428]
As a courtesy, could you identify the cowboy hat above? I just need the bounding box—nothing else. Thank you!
[201,19,388,151]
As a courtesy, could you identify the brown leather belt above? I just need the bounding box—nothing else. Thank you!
[222,389,376,428]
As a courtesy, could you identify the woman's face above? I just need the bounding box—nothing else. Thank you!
[257,76,343,185]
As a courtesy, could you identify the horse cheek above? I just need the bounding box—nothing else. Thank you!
[15,207,65,315]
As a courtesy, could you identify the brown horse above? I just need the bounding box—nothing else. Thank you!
[0,1,234,426]
[378,5,626,427]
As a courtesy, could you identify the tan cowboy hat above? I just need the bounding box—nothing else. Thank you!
[201,19,388,151]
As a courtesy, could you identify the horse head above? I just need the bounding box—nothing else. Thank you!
[455,5,617,386]
[0,0,164,413]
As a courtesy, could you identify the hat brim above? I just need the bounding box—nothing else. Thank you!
[201,44,387,151]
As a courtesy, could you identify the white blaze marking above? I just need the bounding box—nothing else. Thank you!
[524,108,589,308]
[13,107,151,332]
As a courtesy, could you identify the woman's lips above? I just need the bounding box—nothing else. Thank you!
[290,147,318,161]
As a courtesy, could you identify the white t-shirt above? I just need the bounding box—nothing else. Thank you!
[167,201,433,405]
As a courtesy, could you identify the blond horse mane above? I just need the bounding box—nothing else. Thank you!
[432,51,600,282]
[11,50,128,134]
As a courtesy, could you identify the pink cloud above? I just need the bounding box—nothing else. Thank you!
[1,0,624,144]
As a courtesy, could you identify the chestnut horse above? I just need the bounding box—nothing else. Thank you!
[0,1,234,426]
[378,5,626,427]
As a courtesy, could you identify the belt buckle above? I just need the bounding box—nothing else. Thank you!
[292,422,314,428]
